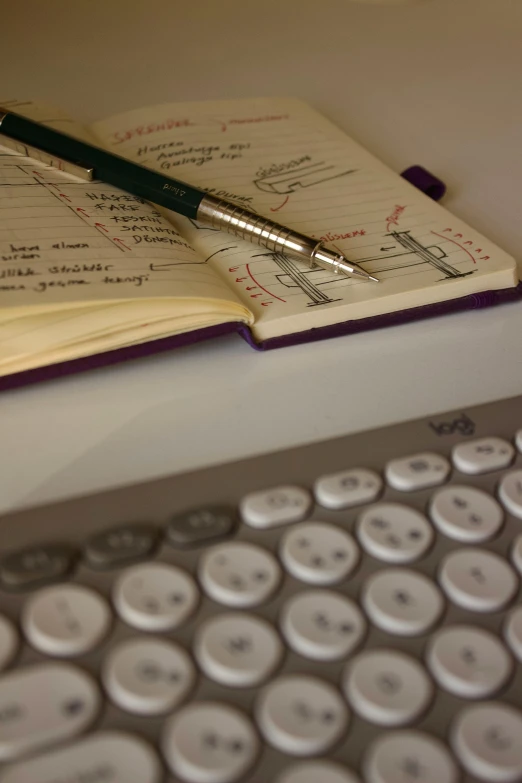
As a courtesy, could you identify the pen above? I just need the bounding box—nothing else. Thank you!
[0,107,378,283]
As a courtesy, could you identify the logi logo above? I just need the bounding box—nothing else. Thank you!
[429,413,475,437]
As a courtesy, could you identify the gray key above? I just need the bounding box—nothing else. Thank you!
[84,524,159,569]
[167,506,237,547]
[0,545,76,591]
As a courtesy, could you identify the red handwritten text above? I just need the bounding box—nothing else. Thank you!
[225,263,286,306]
[229,115,288,126]
[112,119,195,145]
[437,228,490,262]
[385,205,406,232]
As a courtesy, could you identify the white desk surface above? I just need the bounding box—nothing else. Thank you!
[1,0,521,515]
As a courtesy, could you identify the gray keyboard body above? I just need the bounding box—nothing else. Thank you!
[1,394,522,782]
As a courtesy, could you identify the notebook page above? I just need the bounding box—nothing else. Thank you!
[92,98,517,340]
[0,298,240,374]
[0,101,244,317]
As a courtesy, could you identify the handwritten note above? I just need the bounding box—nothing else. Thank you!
[93,98,516,338]
[0,102,241,314]
[0,96,516,370]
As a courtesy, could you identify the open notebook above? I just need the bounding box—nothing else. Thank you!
[0,97,519,389]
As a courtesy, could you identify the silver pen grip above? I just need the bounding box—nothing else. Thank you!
[196,194,377,281]
[197,194,320,267]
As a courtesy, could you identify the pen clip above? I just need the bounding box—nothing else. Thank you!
[0,130,94,182]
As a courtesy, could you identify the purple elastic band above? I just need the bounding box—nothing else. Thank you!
[401,165,446,201]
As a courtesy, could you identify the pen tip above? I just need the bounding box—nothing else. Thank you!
[369,275,379,282]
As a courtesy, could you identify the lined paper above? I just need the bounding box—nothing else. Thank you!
[0,101,252,372]
[94,98,517,339]
[0,102,242,315]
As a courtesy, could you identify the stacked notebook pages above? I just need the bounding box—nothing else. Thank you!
[0,97,519,389]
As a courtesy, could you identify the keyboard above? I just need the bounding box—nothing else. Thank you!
[1,395,522,783]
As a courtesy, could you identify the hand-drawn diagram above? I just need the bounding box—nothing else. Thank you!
[254,162,356,195]
[384,232,473,279]
[249,230,475,308]
[251,251,343,307]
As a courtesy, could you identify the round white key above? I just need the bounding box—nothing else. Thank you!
[256,675,348,756]
[240,485,311,529]
[102,637,195,715]
[426,625,512,698]
[315,468,382,510]
[357,504,433,564]
[113,562,198,632]
[162,701,258,783]
[22,584,111,657]
[385,452,450,491]
[511,534,522,574]
[364,730,459,783]
[504,606,522,662]
[498,470,522,519]
[194,612,283,687]
[343,649,432,727]
[430,485,503,543]
[362,569,444,636]
[453,437,515,475]
[199,542,280,608]
[439,548,518,612]
[280,589,366,660]
[280,522,359,585]
[277,760,360,783]
[0,615,17,671]
[0,731,162,783]
[452,702,522,782]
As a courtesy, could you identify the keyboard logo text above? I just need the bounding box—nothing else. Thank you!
[429,413,475,437]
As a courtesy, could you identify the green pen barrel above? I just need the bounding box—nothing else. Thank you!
[0,110,204,218]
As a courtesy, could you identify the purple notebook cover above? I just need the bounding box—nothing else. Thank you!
[2,283,521,392]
